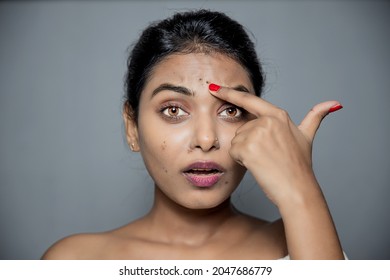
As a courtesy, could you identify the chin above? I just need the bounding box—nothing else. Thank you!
[176,194,232,211]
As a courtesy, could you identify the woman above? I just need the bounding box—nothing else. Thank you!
[42,9,344,260]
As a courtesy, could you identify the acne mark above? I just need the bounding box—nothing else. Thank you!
[161,165,168,173]
[198,77,203,82]
[224,181,229,185]
[161,141,167,151]
[205,80,210,84]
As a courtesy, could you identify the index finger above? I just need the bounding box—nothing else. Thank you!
[208,83,278,117]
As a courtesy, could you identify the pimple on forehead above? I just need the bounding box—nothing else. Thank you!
[199,78,210,85]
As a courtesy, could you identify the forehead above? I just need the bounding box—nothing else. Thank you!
[145,52,253,90]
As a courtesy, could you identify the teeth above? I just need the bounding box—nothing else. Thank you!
[187,168,220,174]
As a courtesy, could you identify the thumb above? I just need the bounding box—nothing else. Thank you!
[299,101,343,142]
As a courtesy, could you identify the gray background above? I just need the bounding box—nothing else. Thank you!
[1,0,389,260]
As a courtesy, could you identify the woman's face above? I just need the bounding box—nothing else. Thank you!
[130,52,255,209]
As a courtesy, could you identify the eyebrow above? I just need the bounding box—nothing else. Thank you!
[151,83,194,98]
[151,83,251,98]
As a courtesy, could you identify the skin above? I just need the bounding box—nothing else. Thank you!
[42,52,344,260]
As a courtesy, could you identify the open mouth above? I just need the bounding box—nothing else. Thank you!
[182,162,225,187]
[184,168,222,175]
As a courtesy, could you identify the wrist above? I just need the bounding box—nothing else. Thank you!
[276,177,326,215]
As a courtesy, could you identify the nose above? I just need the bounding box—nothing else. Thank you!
[190,115,220,152]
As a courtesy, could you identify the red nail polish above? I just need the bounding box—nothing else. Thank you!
[209,83,221,92]
[328,104,343,113]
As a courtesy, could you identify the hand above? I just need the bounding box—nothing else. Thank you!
[209,83,343,207]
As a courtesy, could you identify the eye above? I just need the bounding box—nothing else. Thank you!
[161,106,188,118]
[219,106,243,118]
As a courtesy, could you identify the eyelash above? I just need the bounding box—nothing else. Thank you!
[158,103,247,123]
[218,105,247,122]
[159,103,189,122]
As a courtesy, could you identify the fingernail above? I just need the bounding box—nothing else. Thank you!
[328,104,343,113]
[209,83,221,92]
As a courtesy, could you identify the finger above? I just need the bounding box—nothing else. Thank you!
[208,83,278,117]
[299,101,343,142]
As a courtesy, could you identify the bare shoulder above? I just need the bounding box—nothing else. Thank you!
[241,214,285,239]
[263,218,287,258]
[240,215,287,259]
[264,218,285,237]
[42,220,146,260]
[41,233,110,260]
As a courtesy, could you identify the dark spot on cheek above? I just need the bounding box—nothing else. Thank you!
[161,141,166,151]
[198,78,203,82]
[224,181,229,185]
[162,165,168,173]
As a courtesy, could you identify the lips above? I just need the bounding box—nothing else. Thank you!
[182,161,225,187]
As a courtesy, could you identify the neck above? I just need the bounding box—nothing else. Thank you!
[146,186,238,246]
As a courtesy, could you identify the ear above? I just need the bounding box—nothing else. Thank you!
[123,102,140,152]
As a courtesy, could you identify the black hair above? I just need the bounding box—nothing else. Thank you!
[124,9,265,121]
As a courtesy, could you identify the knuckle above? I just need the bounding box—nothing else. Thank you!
[275,108,290,121]
[229,146,239,159]
[253,124,266,135]
[245,142,258,155]
[258,116,276,130]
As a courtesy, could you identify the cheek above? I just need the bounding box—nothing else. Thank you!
[161,140,167,151]
[140,127,190,152]
[218,125,239,149]
[137,121,192,171]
